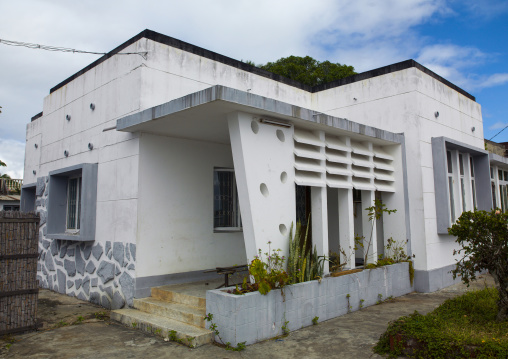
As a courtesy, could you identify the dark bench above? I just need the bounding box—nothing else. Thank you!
[204,265,249,289]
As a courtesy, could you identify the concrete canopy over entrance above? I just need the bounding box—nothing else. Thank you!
[116,85,410,282]
[116,85,404,147]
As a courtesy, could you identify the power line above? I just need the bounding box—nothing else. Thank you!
[489,124,508,141]
[0,38,147,59]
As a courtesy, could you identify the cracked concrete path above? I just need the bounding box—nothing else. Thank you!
[1,275,494,359]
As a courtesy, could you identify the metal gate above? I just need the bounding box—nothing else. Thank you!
[0,211,40,335]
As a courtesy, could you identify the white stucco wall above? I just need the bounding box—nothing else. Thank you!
[138,39,311,112]
[24,42,146,252]
[136,133,246,278]
[312,68,484,271]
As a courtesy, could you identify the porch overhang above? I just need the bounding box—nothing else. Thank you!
[116,85,404,145]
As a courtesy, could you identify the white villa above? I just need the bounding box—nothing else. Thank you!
[21,29,506,311]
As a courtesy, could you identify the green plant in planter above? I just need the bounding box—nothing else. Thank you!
[248,242,289,295]
[287,216,326,283]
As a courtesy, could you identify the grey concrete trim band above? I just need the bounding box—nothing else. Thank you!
[20,182,37,212]
[414,264,461,293]
[399,134,412,256]
[47,163,98,242]
[135,269,225,298]
[432,136,491,234]
[117,85,404,144]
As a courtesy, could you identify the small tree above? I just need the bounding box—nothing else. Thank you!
[259,56,356,87]
[448,209,508,321]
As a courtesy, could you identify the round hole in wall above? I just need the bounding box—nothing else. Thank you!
[251,120,259,134]
[279,224,287,236]
[260,183,269,197]
[280,171,287,183]
[276,129,285,142]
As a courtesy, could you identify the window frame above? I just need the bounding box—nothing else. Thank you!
[46,163,98,241]
[66,175,82,232]
[432,137,491,234]
[213,168,242,232]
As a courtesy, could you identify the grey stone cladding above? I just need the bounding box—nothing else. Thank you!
[35,176,136,309]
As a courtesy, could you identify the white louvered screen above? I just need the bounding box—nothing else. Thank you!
[293,129,396,192]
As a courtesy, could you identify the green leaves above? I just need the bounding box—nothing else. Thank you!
[260,56,356,87]
[449,209,508,321]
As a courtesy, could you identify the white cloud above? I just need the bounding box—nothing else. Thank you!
[416,44,508,92]
[478,73,508,89]
[0,139,25,179]
[0,0,505,151]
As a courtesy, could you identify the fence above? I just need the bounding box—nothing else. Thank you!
[0,178,22,195]
[0,211,40,335]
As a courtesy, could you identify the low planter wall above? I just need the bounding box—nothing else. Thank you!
[206,262,413,346]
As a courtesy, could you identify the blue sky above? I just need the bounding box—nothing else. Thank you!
[1,0,507,178]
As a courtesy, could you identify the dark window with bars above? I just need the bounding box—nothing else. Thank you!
[213,169,241,229]
[66,177,81,230]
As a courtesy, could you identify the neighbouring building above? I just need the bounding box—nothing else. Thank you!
[0,178,22,211]
[22,29,493,309]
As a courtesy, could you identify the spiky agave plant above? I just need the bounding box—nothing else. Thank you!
[288,214,326,283]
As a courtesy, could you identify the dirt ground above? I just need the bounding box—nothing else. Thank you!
[0,274,495,359]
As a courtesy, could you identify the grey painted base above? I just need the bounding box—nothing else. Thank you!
[414,264,460,293]
[135,269,222,298]
[206,262,413,346]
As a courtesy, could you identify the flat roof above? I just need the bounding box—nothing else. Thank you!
[49,29,475,102]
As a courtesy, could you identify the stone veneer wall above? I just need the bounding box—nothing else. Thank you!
[35,177,136,309]
[206,262,413,346]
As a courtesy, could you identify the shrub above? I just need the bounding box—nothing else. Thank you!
[448,209,508,321]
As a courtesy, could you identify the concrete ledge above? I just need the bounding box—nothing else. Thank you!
[414,263,461,293]
[135,269,222,298]
[206,262,413,346]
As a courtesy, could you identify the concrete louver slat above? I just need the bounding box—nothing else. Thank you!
[375,184,396,192]
[295,156,326,173]
[324,136,351,152]
[374,173,395,182]
[294,171,326,187]
[326,164,353,176]
[372,146,394,161]
[351,179,376,191]
[351,158,375,168]
[373,162,395,171]
[325,152,352,165]
[350,141,374,156]
[293,129,325,147]
[294,145,326,160]
[326,178,353,189]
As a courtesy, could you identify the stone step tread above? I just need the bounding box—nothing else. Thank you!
[135,297,206,316]
[111,309,212,348]
[151,287,206,309]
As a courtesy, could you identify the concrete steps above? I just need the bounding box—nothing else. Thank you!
[133,297,206,328]
[111,285,212,347]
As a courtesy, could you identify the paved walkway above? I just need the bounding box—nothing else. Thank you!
[1,274,494,359]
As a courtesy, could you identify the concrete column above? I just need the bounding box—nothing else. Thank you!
[361,190,377,265]
[228,112,296,264]
[338,188,355,269]
[311,186,329,274]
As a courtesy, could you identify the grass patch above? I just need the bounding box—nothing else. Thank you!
[374,288,508,358]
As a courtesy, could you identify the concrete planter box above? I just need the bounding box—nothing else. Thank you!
[206,262,413,346]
